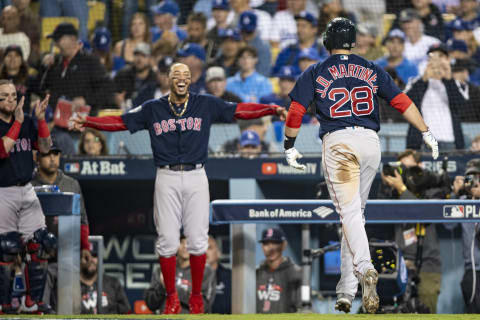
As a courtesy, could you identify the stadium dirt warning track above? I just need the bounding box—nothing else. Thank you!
[1,314,480,320]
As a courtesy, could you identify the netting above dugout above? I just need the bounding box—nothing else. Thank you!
[14,0,480,154]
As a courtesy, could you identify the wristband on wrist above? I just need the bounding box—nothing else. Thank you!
[5,121,21,141]
[38,119,50,138]
[284,135,296,150]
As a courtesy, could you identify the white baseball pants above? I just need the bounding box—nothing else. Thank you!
[322,127,380,297]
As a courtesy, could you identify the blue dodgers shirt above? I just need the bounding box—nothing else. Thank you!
[121,93,237,166]
[0,115,38,186]
[289,54,402,139]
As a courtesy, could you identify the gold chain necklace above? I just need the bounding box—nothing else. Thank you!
[168,94,189,117]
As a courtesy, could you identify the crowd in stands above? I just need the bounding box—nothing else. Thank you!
[0,0,477,155]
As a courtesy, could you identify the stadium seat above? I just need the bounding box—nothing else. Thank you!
[88,1,106,33]
[209,124,241,152]
[462,122,480,148]
[41,17,80,53]
[108,130,152,155]
[378,123,408,153]
[382,14,396,37]
[264,123,322,154]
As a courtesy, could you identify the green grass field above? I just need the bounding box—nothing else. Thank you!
[2,314,480,320]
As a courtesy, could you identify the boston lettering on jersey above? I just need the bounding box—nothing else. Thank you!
[153,117,202,135]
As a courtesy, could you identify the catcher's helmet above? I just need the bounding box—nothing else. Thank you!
[323,17,356,51]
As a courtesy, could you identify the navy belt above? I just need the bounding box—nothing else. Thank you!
[161,164,203,171]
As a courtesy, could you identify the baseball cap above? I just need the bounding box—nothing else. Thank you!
[383,28,406,44]
[294,11,317,27]
[427,43,448,55]
[212,0,229,10]
[452,58,476,73]
[259,228,286,243]
[47,22,78,41]
[177,43,206,62]
[151,0,179,16]
[92,27,112,52]
[399,8,421,23]
[447,39,468,53]
[240,130,260,147]
[158,56,174,73]
[3,44,23,58]
[206,66,226,82]
[298,47,321,61]
[449,18,473,32]
[133,42,151,56]
[466,160,480,175]
[239,11,257,33]
[218,28,241,41]
[275,66,298,80]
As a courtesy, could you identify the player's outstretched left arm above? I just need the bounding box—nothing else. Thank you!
[35,94,52,154]
[233,102,287,120]
[284,101,307,170]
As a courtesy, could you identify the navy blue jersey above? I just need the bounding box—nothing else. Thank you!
[0,115,38,187]
[121,93,237,166]
[289,54,402,138]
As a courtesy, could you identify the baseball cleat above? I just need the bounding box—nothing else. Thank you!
[361,269,379,314]
[335,293,354,313]
[163,292,181,314]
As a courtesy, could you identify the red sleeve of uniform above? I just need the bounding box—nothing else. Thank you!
[285,101,306,128]
[80,224,90,251]
[0,139,8,158]
[84,116,127,131]
[390,92,412,114]
[234,103,278,119]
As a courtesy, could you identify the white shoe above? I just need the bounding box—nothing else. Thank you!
[335,293,354,313]
[361,269,379,314]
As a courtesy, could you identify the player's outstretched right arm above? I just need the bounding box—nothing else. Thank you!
[69,114,127,132]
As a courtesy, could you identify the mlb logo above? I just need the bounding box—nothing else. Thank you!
[443,205,464,218]
[64,162,80,174]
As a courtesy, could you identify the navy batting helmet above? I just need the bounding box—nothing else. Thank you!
[323,17,356,51]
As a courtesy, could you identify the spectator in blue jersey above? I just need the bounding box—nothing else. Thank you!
[238,11,271,77]
[206,235,231,314]
[297,47,322,73]
[376,29,419,84]
[177,43,207,94]
[272,11,327,75]
[447,18,475,50]
[226,45,272,103]
[205,66,242,103]
[150,1,187,43]
[209,28,242,77]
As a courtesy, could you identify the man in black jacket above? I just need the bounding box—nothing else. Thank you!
[35,23,115,115]
[406,44,466,151]
[256,228,301,313]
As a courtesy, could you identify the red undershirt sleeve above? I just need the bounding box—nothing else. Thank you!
[84,116,128,131]
[234,103,278,119]
[285,101,306,129]
[390,92,412,114]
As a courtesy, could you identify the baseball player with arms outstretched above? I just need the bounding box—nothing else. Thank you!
[0,80,56,314]
[283,18,439,314]
[70,63,287,314]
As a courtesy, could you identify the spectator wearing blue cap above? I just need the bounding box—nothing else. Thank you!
[177,43,207,94]
[134,56,174,107]
[271,0,314,50]
[448,38,470,60]
[297,47,322,72]
[399,8,441,66]
[114,42,157,111]
[206,0,232,53]
[226,45,272,103]
[257,227,301,313]
[238,11,271,76]
[238,129,262,157]
[210,28,242,77]
[376,29,419,84]
[230,0,273,42]
[113,13,152,72]
[272,11,328,75]
[91,27,113,72]
[151,0,188,44]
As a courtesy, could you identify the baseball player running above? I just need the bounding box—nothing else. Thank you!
[70,63,287,314]
[283,18,439,314]
[0,80,56,314]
